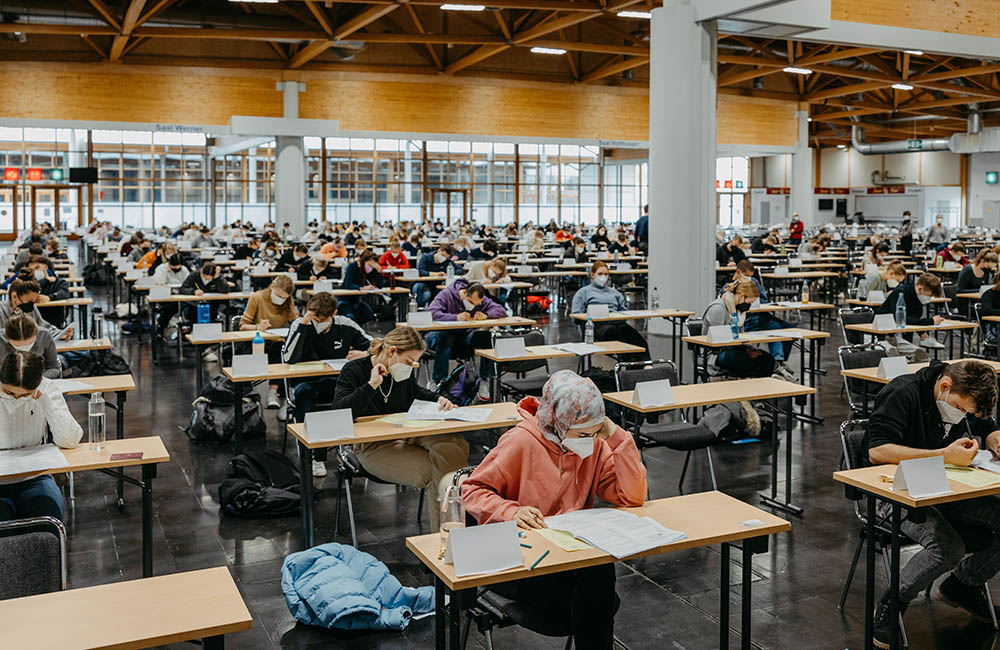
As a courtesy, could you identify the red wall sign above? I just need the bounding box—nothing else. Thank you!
[26,168,43,181]
[3,168,18,181]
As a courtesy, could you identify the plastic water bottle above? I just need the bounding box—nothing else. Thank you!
[446,262,454,282]
[241,270,250,293]
[800,281,810,304]
[88,392,106,450]
[92,308,104,339]
[857,281,869,301]
[730,311,740,339]
[614,250,619,263]
[649,286,660,311]
[894,293,907,329]
[252,331,265,355]
[439,485,465,544]
[584,317,595,344]
[197,301,210,324]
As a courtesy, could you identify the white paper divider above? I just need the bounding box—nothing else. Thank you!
[495,337,527,359]
[587,304,610,319]
[632,379,675,408]
[314,280,333,293]
[775,266,790,276]
[894,456,952,499]
[407,311,433,327]
[234,259,250,270]
[231,354,268,378]
[148,286,171,300]
[873,314,898,330]
[706,325,735,343]
[867,290,885,303]
[402,268,419,279]
[191,322,223,341]
[446,520,524,577]
[304,409,355,443]
[876,356,910,380]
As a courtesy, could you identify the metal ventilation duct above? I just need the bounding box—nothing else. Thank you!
[852,113,1000,155]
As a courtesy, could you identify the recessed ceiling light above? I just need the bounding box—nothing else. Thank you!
[892,83,914,91]
[904,50,923,56]
[530,46,566,55]
[807,117,812,122]
[617,10,651,18]
[837,144,847,149]
[783,66,812,75]
[440,3,485,10]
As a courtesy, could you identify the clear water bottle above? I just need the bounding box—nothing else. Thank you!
[730,311,740,339]
[197,301,210,324]
[800,281,810,304]
[857,281,869,301]
[88,392,106,450]
[241,270,250,293]
[584,317,595,344]
[252,331,265,355]
[894,293,907,329]
[446,262,454,282]
[649,286,660,311]
[614,250,619,263]
[92,308,104,339]
[439,485,465,544]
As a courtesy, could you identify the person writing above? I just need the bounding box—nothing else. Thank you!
[378,237,410,270]
[462,370,647,650]
[0,351,82,522]
[0,314,59,379]
[331,326,467,529]
[864,360,1000,648]
[277,244,309,273]
[875,271,946,352]
[935,241,970,268]
[0,279,73,341]
[240,275,297,418]
[296,255,338,283]
[570,261,649,360]
[702,281,775,378]
[339,250,384,325]
[412,242,453,308]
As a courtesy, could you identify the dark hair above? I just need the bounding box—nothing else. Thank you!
[358,251,378,266]
[874,242,890,254]
[465,282,486,299]
[28,243,43,256]
[482,239,498,254]
[0,350,44,391]
[200,262,218,277]
[736,259,756,275]
[643,204,648,213]
[915,272,943,297]
[9,278,40,298]
[951,242,967,254]
[167,254,182,267]
[943,360,999,417]
[437,243,453,256]
[4,313,37,342]
[306,291,338,318]
[294,244,308,254]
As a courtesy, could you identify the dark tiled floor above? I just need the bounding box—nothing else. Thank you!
[56,248,999,650]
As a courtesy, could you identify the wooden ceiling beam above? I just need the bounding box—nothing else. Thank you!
[289,3,401,69]
[406,4,443,70]
[528,39,647,55]
[809,107,886,121]
[580,55,648,83]
[134,0,178,30]
[109,0,148,63]
[911,62,1000,84]
[79,34,107,60]
[291,0,605,11]
[303,0,335,35]
[86,0,121,32]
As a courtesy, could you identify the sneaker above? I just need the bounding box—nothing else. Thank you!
[775,363,795,381]
[938,573,996,623]
[426,379,439,392]
[477,382,492,402]
[265,389,281,409]
[277,404,288,421]
[164,325,177,341]
[872,594,907,650]
[920,337,946,350]
[311,460,327,478]
[204,352,218,362]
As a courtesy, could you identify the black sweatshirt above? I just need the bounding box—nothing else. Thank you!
[281,316,370,364]
[332,355,438,418]
[874,282,933,326]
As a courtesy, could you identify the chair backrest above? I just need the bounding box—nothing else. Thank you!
[491,327,547,374]
[838,344,888,414]
[614,359,676,392]
[685,319,704,337]
[839,307,874,345]
[0,516,66,601]
[839,419,873,523]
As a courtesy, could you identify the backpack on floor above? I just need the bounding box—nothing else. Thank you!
[438,362,480,406]
[230,449,299,490]
[186,374,265,443]
[60,350,132,379]
[218,478,300,518]
[82,263,109,286]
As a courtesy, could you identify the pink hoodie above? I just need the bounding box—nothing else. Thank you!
[462,399,648,525]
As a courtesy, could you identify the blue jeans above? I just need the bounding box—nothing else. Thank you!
[412,282,433,308]
[338,298,374,326]
[426,330,492,383]
[744,313,792,362]
[293,377,339,423]
[0,475,64,522]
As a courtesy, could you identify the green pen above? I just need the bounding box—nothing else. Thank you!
[529,549,550,570]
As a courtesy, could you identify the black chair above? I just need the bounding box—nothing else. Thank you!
[839,307,875,346]
[0,516,66,601]
[974,303,996,360]
[837,344,888,417]
[614,359,716,492]
[491,327,549,400]
[837,420,998,642]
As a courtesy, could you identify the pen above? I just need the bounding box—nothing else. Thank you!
[520,543,532,549]
[529,549,549,570]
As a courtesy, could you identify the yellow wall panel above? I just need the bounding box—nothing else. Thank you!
[717,94,799,147]
[831,0,1000,37]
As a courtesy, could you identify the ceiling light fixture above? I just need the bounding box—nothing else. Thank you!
[617,10,652,18]
[904,49,923,56]
[837,144,847,149]
[440,3,486,10]
[530,46,566,55]
[892,83,914,91]
[783,66,812,75]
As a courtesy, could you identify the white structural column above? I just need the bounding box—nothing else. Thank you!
[790,110,813,225]
[648,1,718,334]
[274,81,307,232]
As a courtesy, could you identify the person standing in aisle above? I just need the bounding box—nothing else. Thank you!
[899,212,913,256]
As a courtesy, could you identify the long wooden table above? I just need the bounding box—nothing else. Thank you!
[569,308,696,380]
[844,319,976,358]
[0,566,252,649]
[407,491,790,650]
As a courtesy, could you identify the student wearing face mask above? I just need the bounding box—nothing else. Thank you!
[277,244,310,273]
[590,225,611,250]
[926,214,949,246]
[22,255,69,301]
[331,327,464,527]
[413,243,453,308]
[0,279,71,341]
[935,241,970,268]
[151,253,190,287]
[296,254,338,283]
[0,315,59,379]
[462,370,646,650]
[339,251,384,325]
[452,236,471,261]
[0,351,83,522]
[570,261,650,361]
[283,293,370,476]
[956,250,998,308]
[176,262,230,323]
[875,271,945,354]
[607,233,634,256]
[426,279,506,393]
[702,281,776,377]
[240,275,298,416]
[468,238,498,261]
[864,360,1000,647]
[378,237,410,270]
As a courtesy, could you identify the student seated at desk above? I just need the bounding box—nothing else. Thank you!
[0,350,82,522]
[716,234,747,267]
[296,255,338,283]
[331,326,466,527]
[864,360,1000,648]
[413,243,453,308]
[978,275,1000,347]
[340,251,384,326]
[127,237,152,265]
[426,279,506,394]
[702,281,776,378]
[240,275,297,418]
[464,257,510,285]
[570,261,650,361]
[463,370,646,650]
[320,237,349,260]
[875,271,945,354]
[402,233,423,257]
[732,262,795,379]
[468,238,498,261]
[956,250,997,293]
[22,256,70,301]
[607,232,634,256]
[935,241,969,268]
[44,237,67,262]
[0,314,59,379]
[151,253,190,288]
[234,238,260,261]
[0,279,73,341]
[277,244,309,273]
[860,260,905,298]
[379,237,410,271]
[167,261,231,326]
[590,225,611,250]
[452,236,471,262]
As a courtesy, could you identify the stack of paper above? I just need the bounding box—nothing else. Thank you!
[549,342,604,356]
[266,327,290,338]
[406,400,492,423]
[0,444,69,476]
[544,509,686,559]
[972,450,1000,474]
[323,358,349,371]
[618,309,656,318]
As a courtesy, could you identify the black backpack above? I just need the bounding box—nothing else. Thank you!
[438,362,480,406]
[61,350,132,379]
[219,449,300,517]
[83,263,109,287]
[186,374,265,443]
[230,449,299,490]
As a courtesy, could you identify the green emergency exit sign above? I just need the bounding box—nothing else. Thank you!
[987,171,999,185]
[906,139,923,151]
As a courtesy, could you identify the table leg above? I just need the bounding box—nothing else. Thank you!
[298,441,314,548]
[202,636,225,650]
[890,503,901,650]
[195,345,204,396]
[759,396,803,515]
[233,381,245,455]
[150,303,159,364]
[720,542,730,650]
[435,577,446,650]
[865,493,876,650]
[741,540,753,650]
[141,463,155,577]
[116,390,125,509]
[449,586,461,650]
[79,304,87,339]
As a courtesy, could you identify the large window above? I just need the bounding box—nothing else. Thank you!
[716,156,748,227]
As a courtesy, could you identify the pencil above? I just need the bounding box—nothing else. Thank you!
[520,543,532,548]
[529,549,550,570]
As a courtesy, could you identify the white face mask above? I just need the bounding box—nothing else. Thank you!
[462,298,476,311]
[11,341,34,352]
[435,253,446,264]
[936,388,967,425]
[33,270,45,281]
[389,361,413,381]
[270,291,286,305]
[313,319,331,334]
[593,274,609,287]
[561,435,595,459]
[887,279,900,288]
[917,293,933,304]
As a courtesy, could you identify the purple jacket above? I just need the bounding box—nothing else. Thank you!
[429,277,506,322]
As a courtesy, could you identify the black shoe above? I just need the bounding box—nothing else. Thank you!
[938,574,995,623]
[873,595,907,650]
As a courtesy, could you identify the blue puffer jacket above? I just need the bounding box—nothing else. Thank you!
[282,543,435,631]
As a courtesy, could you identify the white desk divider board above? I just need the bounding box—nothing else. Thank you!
[789,258,802,267]
[587,304,610,319]
[495,337,527,359]
[706,325,735,343]
[876,356,910,380]
[632,379,675,408]
[304,409,355,443]
[314,280,333,293]
[873,314,898,330]
[516,265,533,275]
[234,259,250,269]
[616,262,632,271]
[214,254,231,262]
[332,258,347,267]
[148,286,171,300]
[775,266,790,276]
[192,323,223,341]
[254,264,269,274]
[446,520,524,578]
[894,456,952,499]
[944,261,959,271]
[403,269,419,279]
[231,354,268,378]
[407,311,433,327]
[867,291,885,303]
[135,277,155,289]
[125,270,141,281]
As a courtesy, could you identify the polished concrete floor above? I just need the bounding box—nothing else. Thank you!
[56,252,999,650]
